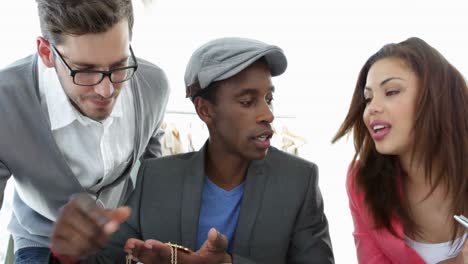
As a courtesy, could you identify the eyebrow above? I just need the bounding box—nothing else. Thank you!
[364,77,404,91]
[65,56,130,69]
[234,86,275,97]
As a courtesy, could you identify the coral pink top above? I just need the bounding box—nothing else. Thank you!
[346,163,425,264]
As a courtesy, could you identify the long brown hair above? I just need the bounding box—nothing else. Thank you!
[333,37,468,239]
[36,0,134,44]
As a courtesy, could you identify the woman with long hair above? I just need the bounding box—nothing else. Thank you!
[333,37,467,263]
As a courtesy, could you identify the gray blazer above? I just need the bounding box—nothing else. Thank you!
[0,54,169,248]
[87,144,334,264]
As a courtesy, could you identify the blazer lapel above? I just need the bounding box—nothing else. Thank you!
[233,158,268,253]
[180,143,207,250]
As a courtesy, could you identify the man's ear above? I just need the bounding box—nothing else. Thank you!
[37,36,54,68]
[194,97,215,126]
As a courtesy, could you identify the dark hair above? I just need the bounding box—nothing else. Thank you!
[333,37,468,240]
[189,81,220,104]
[36,0,134,44]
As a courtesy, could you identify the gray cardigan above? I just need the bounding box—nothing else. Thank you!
[0,54,169,249]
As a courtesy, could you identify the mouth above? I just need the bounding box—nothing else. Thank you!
[251,130,273,149]
[89,98,113,108]
[372,124,390,132]
[369,121,392,141]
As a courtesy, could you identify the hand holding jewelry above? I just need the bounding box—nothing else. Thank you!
[124,228,232,264]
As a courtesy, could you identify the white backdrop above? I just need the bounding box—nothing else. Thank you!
[1,0,467,263]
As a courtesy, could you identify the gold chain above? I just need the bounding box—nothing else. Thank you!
[125,242,192,264]
[125,253,133,264]
[165,242,193,253]
[173,244,178,264]
[166,242,192,264]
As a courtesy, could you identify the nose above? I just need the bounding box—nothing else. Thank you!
[366,97,383,115]
[94,76,114,98]
[257,100,274,124]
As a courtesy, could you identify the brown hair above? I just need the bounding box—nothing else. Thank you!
[333,37,468,240]
[36,0,134,44]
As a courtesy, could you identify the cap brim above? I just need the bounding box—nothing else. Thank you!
[263,48,288,77]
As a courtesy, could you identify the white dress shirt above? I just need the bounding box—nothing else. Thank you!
[37,59,135,207]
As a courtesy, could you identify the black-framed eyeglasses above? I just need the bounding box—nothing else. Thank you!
[50,44,138,86]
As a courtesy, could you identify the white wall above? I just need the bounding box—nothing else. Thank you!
[1,0,467,263]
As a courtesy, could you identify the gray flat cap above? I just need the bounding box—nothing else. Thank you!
[184,37,287,98]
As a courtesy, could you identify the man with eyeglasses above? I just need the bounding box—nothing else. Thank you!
[0,0,169,263]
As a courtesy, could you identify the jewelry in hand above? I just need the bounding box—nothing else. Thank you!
[165,242,193,264]
[125,252,133,264]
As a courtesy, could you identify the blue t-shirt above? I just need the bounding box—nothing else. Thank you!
[196,176,245,253]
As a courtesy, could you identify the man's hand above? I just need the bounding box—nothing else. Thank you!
[195,227,232,263]
[50,193,131,259]
[125,238,170,263]
[124,228,232,264]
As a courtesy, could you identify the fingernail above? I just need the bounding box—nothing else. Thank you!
[104,221,118,234]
